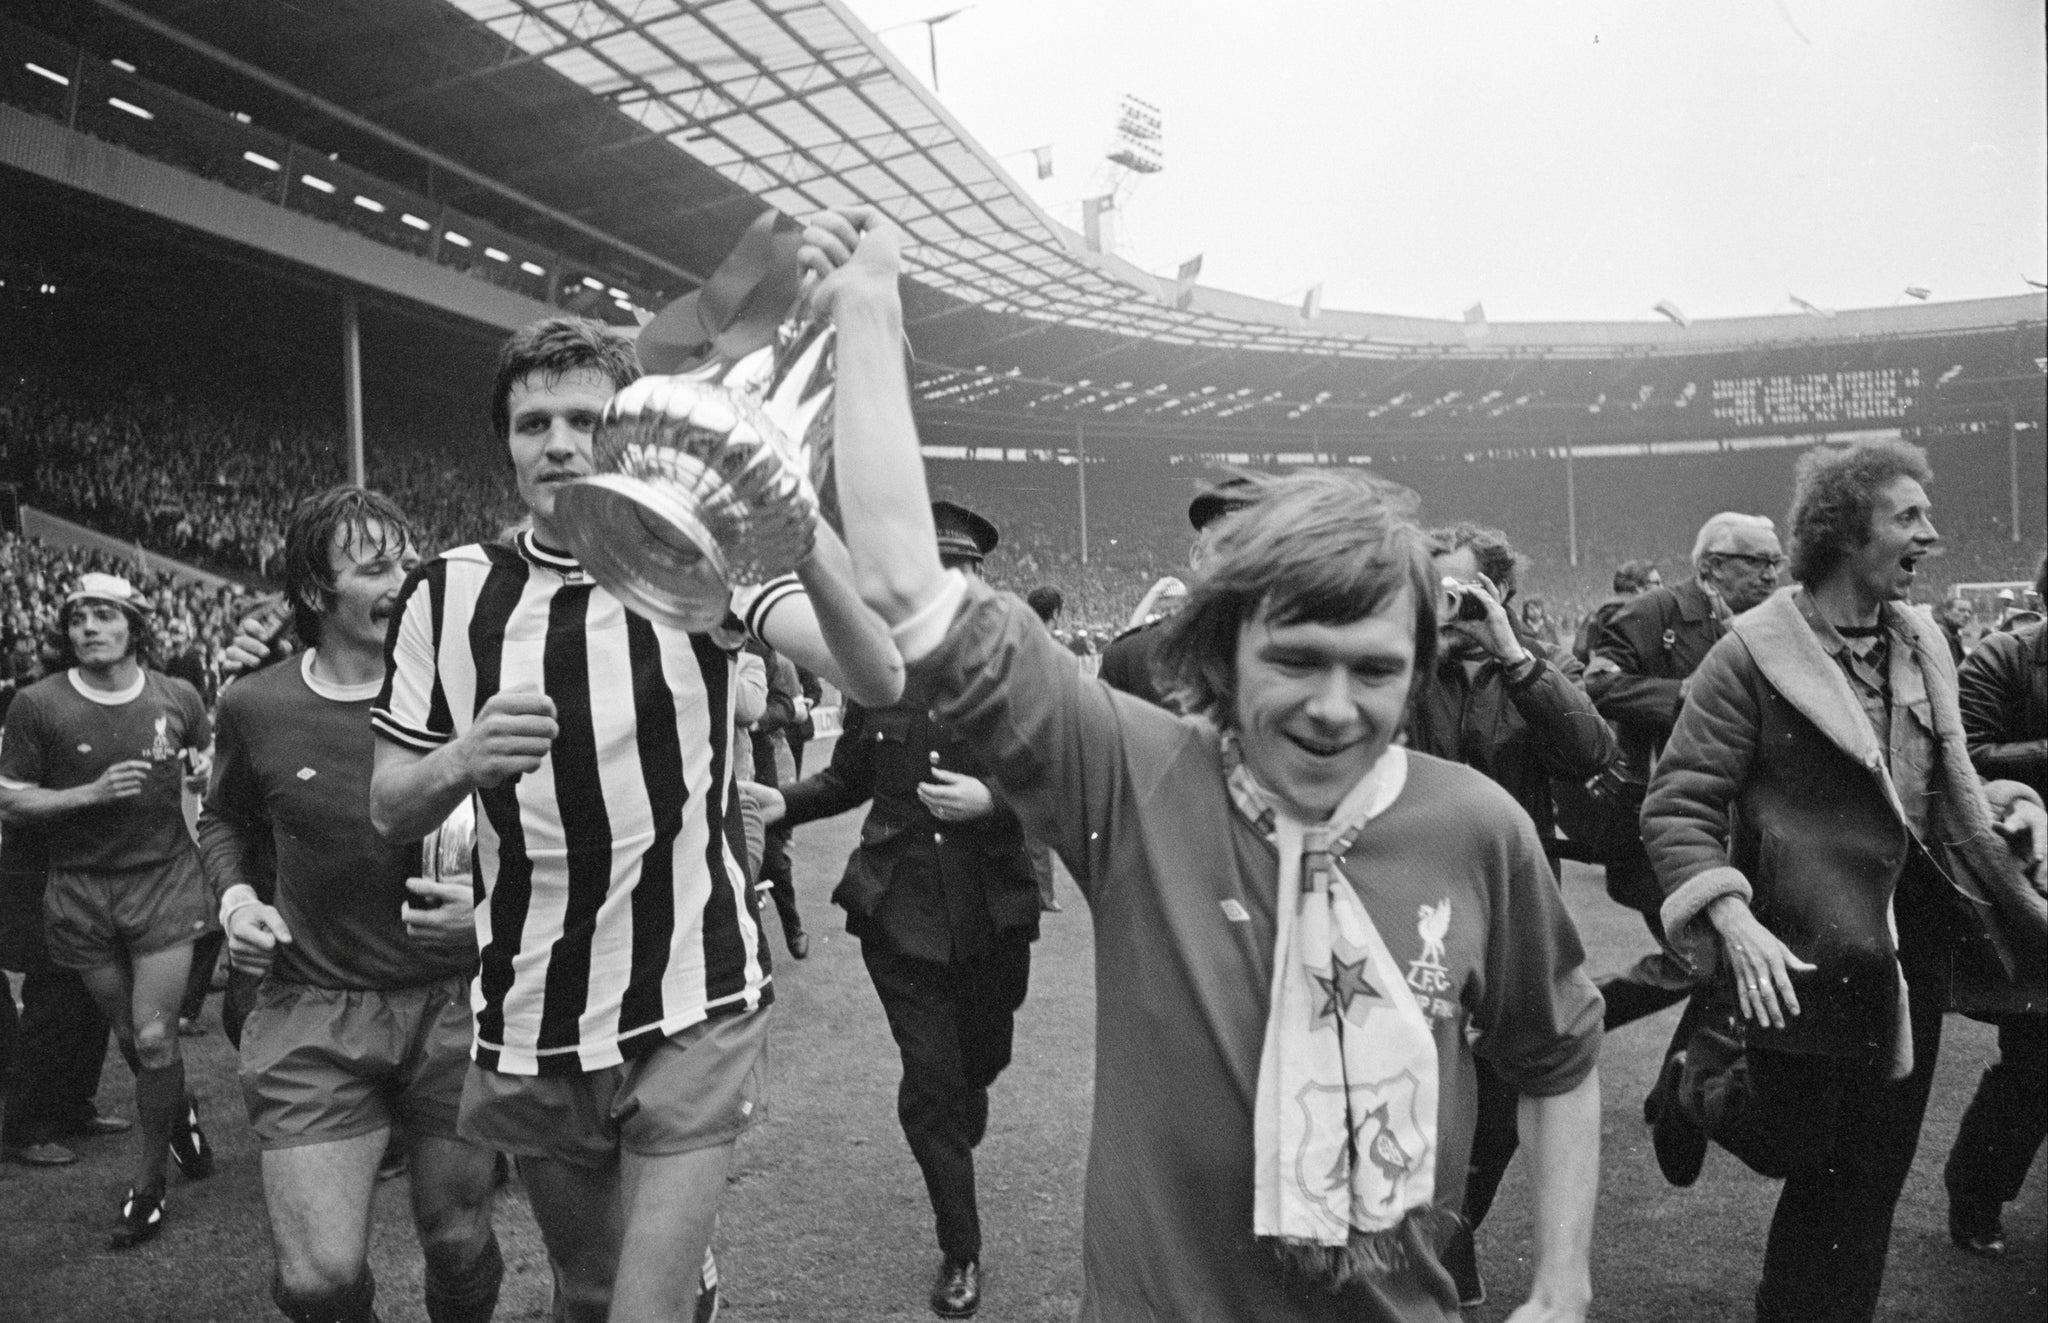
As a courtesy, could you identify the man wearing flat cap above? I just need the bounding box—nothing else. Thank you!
[1101,478,1256,708]
[749,500,1041,1319]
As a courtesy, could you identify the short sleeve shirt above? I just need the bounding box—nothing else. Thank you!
[370,532,796,1075]
[0,669,209,872]
[205,652,475,990]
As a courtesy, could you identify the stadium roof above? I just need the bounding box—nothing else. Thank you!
[29,0,2048,446]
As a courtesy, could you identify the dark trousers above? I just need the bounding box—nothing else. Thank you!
[3,955,111,1147]
[1944,1016,2048,1213]
[861,935,1032,1264]
[1596,853,1694,1031]
[1749,945,1947,1323]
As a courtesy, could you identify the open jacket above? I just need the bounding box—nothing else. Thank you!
[1643,589,2047,1060]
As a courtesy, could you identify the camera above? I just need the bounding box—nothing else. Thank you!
[1441,574,1498,624]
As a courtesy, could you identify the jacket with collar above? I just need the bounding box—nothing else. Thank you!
[1587,577,1727,781]
[779,681,1040,963]
[1958,621,2048,801]
[1643,588,2047,1060]
[1404,629,1618,847]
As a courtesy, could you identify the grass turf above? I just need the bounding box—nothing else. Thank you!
[2,759,2040,1320]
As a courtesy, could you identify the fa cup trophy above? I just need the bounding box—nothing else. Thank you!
[552,210,836,631]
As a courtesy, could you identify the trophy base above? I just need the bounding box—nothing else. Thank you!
[553,475,735,633]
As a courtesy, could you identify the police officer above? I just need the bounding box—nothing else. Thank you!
[749,501,1039,1320]
[1099,478,1254,708]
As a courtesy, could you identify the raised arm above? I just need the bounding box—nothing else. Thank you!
[760,523,905,708]
[797,209,944,627]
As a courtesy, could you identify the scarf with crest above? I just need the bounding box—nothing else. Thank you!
[1224,738,1456,1289]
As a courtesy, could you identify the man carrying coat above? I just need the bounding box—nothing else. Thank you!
[750,500,1040,1320]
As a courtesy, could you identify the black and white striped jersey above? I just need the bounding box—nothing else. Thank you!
[372,531,803,1075]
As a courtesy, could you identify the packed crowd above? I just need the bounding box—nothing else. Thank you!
[0,375,524,592]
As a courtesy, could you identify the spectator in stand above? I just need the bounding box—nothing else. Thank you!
[1573,560,1661,663]
[1942,550,2048,1260]
[1517,596,1561,648]
[1939,597,1979,665]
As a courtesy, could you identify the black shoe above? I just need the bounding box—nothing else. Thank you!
[109,1186,165,1250]
[785,924,810,960]
[929,1258,980,1318]
[1649,1053,1707,1188]
[694,1249,720,1323]
[168,1098,214,1181]
[1949,1202,2007,1258]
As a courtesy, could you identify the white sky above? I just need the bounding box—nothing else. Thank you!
[846,0,2048,323]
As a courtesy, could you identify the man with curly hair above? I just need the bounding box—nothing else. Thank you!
[1643,438,2047,1323]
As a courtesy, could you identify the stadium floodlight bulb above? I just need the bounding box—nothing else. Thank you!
[401,214,430,231]
[243,151,280,171]
[107,97,154,120]
[300,174,336,194]
[24,62,70,86]
[520,261,547,276]
[444,231,472,247]
[353,195,386,213]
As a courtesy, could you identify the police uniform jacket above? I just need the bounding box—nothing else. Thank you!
[780,685,1041,963]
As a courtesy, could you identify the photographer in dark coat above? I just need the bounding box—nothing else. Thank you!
[748,501,1040,1320]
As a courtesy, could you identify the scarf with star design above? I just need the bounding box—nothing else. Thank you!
[1228,739,1452,1288]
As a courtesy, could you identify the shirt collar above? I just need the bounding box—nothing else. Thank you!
[515,530,585,577]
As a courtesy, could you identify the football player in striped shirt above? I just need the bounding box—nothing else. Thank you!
[368,316,902,1323]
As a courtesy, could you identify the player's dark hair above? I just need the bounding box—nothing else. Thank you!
[1026,586,1064,623]
[1155,469,1436,726]
[284,486,420,648]
[489,316,641,442]
[1787,438,1933,586]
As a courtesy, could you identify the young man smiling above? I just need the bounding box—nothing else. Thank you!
[805,207,1602,1323]
[201,488,502,1323]
[0,573,216,1248]
[368,317,901,1322]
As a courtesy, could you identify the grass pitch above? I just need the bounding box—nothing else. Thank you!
[2,751,2040,1321]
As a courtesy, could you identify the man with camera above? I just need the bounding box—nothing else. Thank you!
[1403,523,1616,1307]
[201,487,503,1323]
